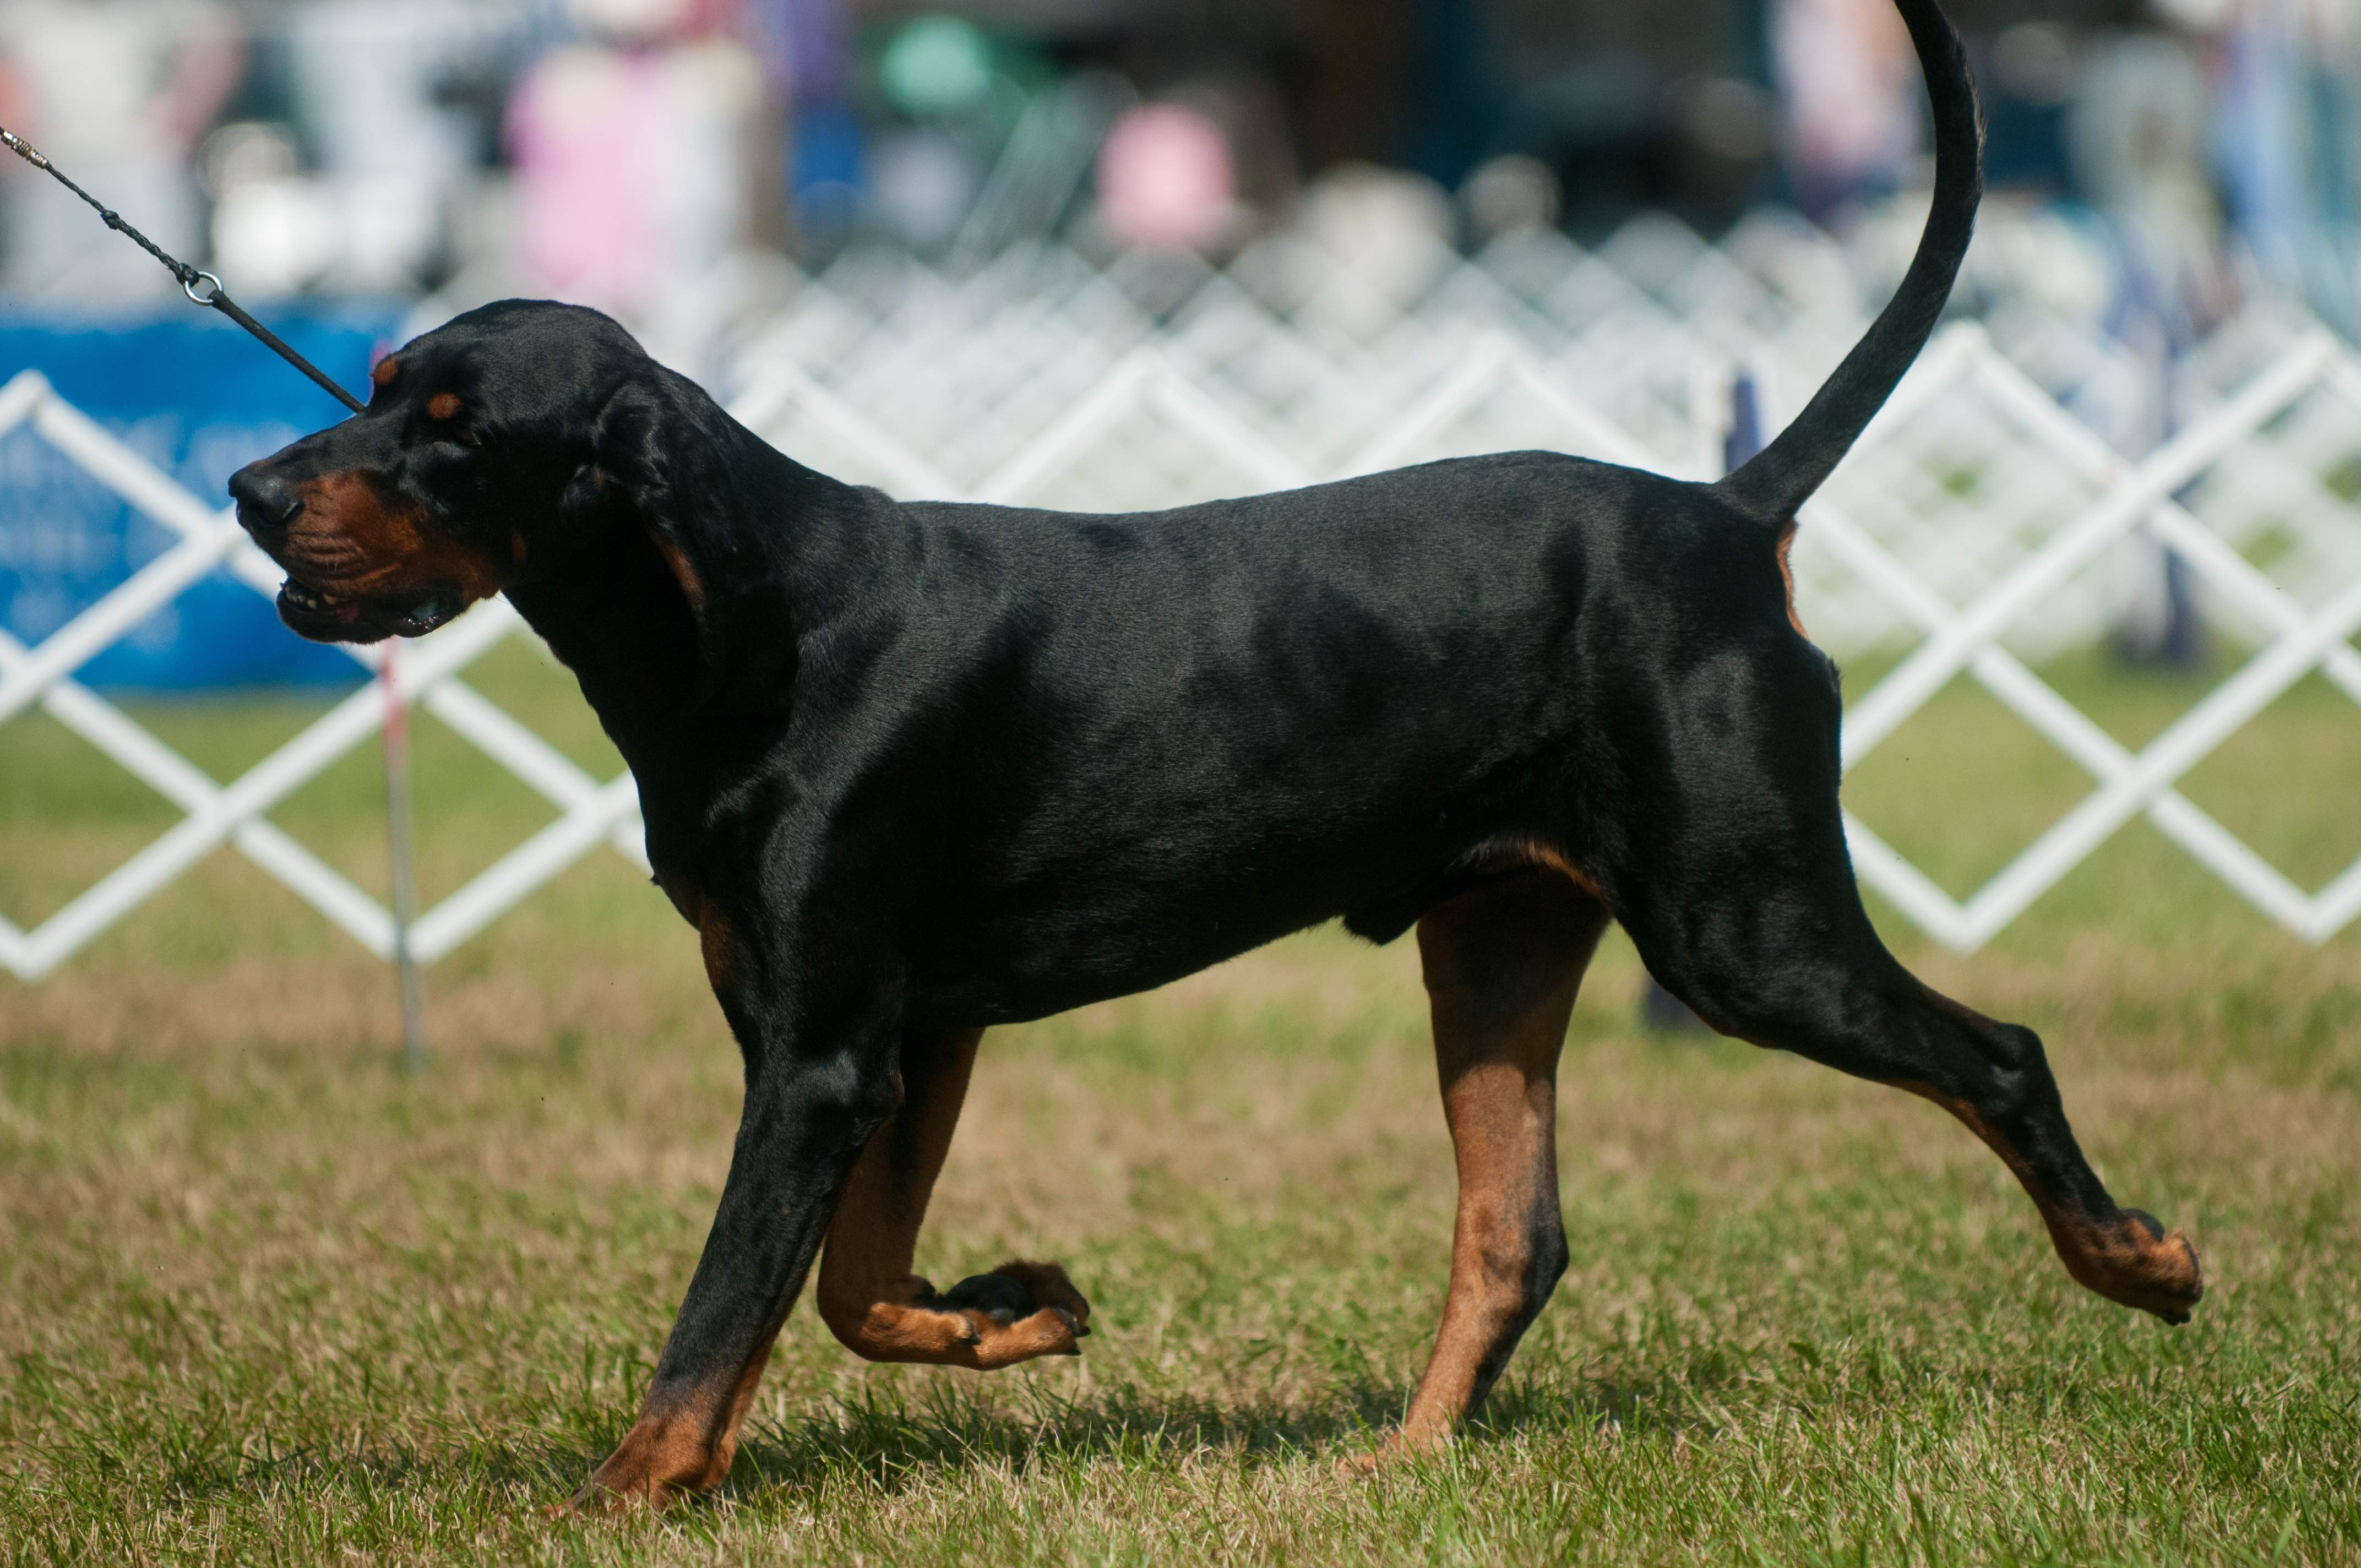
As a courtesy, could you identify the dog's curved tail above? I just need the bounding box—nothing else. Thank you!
[1715,0,1982,525]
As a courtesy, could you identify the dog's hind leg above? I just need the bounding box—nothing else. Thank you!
[1378,868,1612,1457]
[1655,928,2201,1321]
[815,1027,1091,1369]
[1606,717,2203,1326]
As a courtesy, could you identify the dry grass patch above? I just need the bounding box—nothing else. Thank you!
[4,922,2357,1565]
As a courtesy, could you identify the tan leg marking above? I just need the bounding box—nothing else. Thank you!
[816,1030,1091,1369]
[1361,866,1610,1464]
[570,1343,777,1513]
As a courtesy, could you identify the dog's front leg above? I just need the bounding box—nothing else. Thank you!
[817,1027,1092,1368]
[573,965,905,1513]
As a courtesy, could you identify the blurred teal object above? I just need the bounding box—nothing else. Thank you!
[880,15,994,119]
[0,303,399,690]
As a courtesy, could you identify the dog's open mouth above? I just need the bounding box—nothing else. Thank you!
[276,576,464,643]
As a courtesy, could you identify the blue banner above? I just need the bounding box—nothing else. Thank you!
[0,304,401,689]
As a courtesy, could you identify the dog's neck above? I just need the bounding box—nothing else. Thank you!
[506,524,705,730]
[504,423,867,817]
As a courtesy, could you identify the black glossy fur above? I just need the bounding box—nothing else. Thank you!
[227,0,2200,1507]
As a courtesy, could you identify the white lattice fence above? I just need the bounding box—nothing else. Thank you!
[0,369,648,982]
[6,270,2359,978]
[1809,330,2361,948]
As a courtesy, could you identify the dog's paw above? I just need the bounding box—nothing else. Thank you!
[550,1481,647,1520]
[553,1470,684,1519]
[2114,1210,2204,1325]
[933,1259,1092,1366]
[2064,1208,2204,1325]
[555,1416,728,1517]
[1337,1427,1452,1476]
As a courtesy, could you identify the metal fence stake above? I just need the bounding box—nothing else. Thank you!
[381,645,428,1076]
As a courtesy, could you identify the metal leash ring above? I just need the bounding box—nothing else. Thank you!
[182,270,224,307]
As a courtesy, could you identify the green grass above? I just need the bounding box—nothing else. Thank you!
[2,650,2358,1564]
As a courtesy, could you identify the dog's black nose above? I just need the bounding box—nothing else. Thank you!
[229,466,301,537]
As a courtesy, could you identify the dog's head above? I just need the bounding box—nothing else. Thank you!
[229,301,741,662]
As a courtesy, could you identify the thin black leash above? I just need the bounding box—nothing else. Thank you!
[2,124,367,415]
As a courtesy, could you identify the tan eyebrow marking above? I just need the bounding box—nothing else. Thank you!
[370,355,401,390]
[426,392,463,421]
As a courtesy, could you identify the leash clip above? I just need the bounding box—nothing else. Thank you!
[0,125,50,170]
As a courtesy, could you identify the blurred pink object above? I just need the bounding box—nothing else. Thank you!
[506,36,758,329]
[1095,105,1233,252]
[510,51,660,315]
[1774,0,1917,214]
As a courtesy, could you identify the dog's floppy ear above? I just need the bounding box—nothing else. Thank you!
[569,365,790,710]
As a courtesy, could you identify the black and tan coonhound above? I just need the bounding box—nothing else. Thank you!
[229,0,2200,1511]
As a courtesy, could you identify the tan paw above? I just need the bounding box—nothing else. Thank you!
[558,1418,726,1516]
[1337,1422,1448,1476]
[2064,1208,2205,1325]
[932,1259,1092,1369]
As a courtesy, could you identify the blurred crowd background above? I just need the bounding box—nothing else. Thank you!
[2,0,2358,366]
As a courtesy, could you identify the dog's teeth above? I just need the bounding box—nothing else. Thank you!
[318,591,340,605]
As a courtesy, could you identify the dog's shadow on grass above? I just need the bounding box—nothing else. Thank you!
[728,1383,1410,1495]
[104,1362,1739,1516]
[712,1363,1733,1501]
